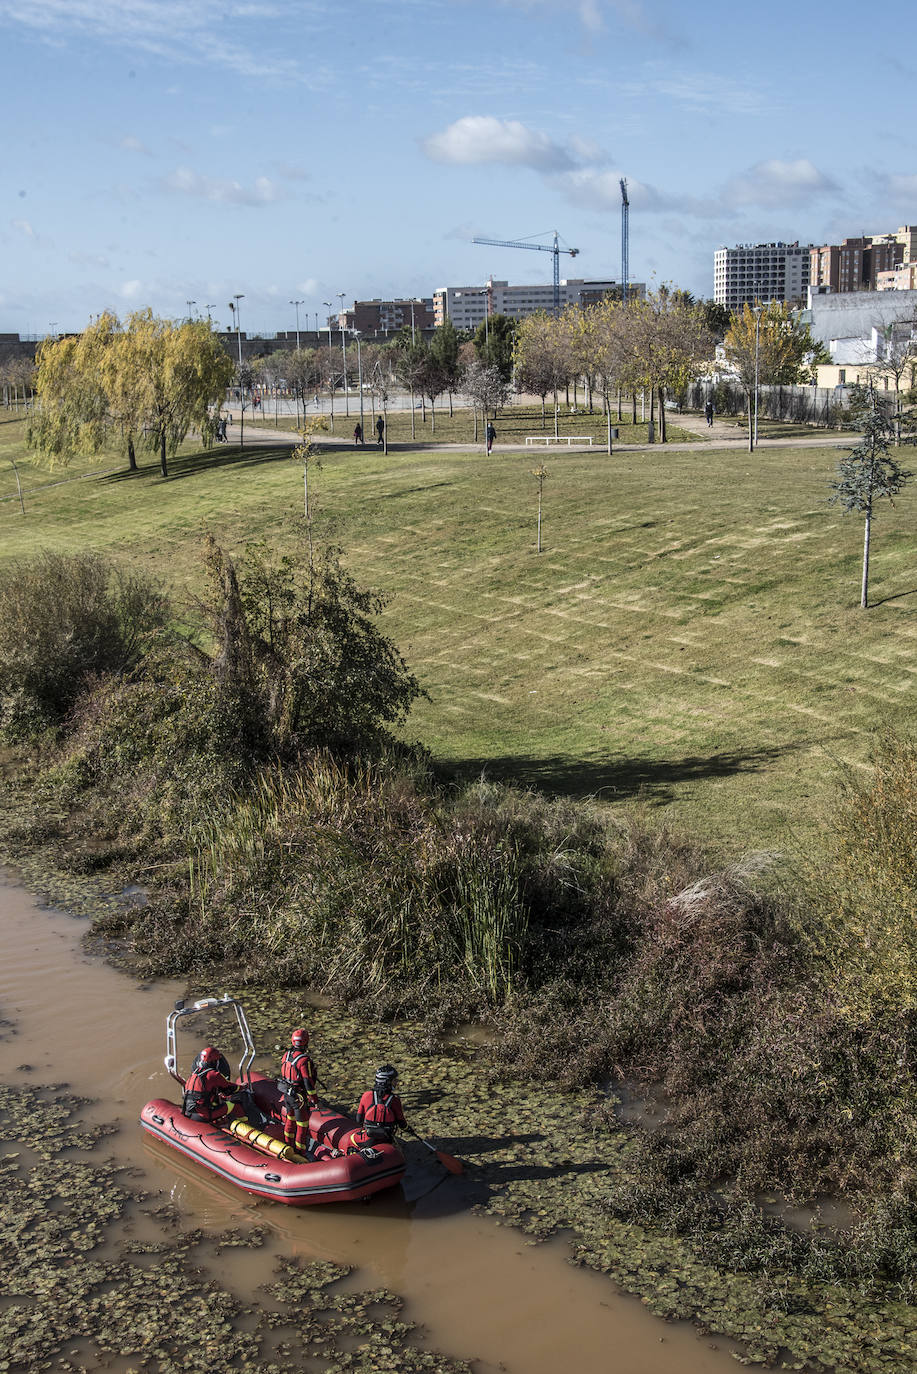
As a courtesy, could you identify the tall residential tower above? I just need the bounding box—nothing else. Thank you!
[713,242,812,310]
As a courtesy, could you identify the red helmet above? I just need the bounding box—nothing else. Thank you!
[199,1046,220,1068]
[291,1028,309,1049]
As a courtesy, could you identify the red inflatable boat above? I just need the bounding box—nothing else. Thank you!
[140,996,405,1206]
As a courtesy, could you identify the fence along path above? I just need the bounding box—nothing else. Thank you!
[686,379,870,428]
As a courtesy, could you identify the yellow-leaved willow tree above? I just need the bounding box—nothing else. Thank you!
[31,309,233,478]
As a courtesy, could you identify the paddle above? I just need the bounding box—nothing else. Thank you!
[405,1125,464,1175]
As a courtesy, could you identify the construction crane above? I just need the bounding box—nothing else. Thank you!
[620,179,629,307]
[472,231,579,316]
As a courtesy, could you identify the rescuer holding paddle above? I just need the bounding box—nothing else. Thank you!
[353,1065,464,1173]
[355,1064,408,1140]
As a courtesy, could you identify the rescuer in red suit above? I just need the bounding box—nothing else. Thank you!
[355,1064,408,1140]
[182,1046,240,1125]
[279,1028,319,1152]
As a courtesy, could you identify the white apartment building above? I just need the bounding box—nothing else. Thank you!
[713,243,813,310]
[433,277,644,328]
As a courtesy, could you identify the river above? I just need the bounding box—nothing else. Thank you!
[0,872,741,1373]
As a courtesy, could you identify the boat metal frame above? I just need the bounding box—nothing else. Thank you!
[164,994,255,1087]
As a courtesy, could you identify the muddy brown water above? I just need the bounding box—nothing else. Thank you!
[0,874,741,1373]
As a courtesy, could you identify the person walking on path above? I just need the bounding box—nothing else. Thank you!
[704,398,715,427]
[486,421,496,454]
[375,415,385,448]
[353,422,363,446]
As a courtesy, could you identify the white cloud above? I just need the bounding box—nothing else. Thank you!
[722,159,837,208]
[882,173,917,199]
[162,166,284,206]
[549,167,718,219]
[11,218,35,237]
[423,108,842,243]
[422,116,584,172]
[296,277,318,295]
[119,279,143,300]
[495,0,665,36]
[0,0,324,83]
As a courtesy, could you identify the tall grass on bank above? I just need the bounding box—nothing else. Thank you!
[182,758,548,1008]
[802,731,917,1021]
[0,551,167,735]
[51,711,917,1213]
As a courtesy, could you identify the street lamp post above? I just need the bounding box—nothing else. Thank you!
[231,294,244,369]
[186,300,196,319]
[338,293,349,416]
[290,298,304,350]
[322,301,334,430]
[227,294,245,442]
[410,300,416,346]
[353,331,364,442]
[752,304,762,453]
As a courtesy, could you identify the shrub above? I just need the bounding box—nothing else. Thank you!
[196,537,424,761]
[0,551,167,735]
[802,731,917,1021]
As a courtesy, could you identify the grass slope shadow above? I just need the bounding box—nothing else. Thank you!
[442,740,812,806]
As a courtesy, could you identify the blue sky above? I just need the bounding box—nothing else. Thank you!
[2,0,915,337]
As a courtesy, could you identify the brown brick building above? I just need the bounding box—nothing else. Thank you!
[336,298,435,336]
[810,228,915,293]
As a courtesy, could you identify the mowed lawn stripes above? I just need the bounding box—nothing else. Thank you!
[3,417,916,852]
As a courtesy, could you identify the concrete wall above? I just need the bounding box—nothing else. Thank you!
[804,288,917,345]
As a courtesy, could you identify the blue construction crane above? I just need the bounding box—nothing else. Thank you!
[472,231,579,316]
[620,179,629,306]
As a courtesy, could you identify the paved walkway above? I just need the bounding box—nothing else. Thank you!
[233,417,850,456]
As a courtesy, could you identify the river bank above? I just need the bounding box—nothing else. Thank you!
[4,536,917,1371]
[4,865,917,1373]
[0,872,743,1374]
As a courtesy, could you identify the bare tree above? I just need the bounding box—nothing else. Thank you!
[830,381,914,607]
[625,293,714,443]
[463,362,510,449]
[724,301,820,451]
[369,361,390,454]
[584,299,628,453]
[393,337,427,440]
[864,313,917,446]
[514,312,568,430]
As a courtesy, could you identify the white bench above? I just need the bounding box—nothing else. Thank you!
[525,435,593,446]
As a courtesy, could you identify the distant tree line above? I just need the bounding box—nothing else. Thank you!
[25,292,863,472]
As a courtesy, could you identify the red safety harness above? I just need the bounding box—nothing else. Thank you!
[183,1067,231,1122]
[363,1090,398,1125]
[279,1049,316,1119]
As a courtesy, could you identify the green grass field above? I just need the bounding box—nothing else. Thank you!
[3,410,913,853]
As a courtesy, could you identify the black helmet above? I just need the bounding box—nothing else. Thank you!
[374,1064,398,1091]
